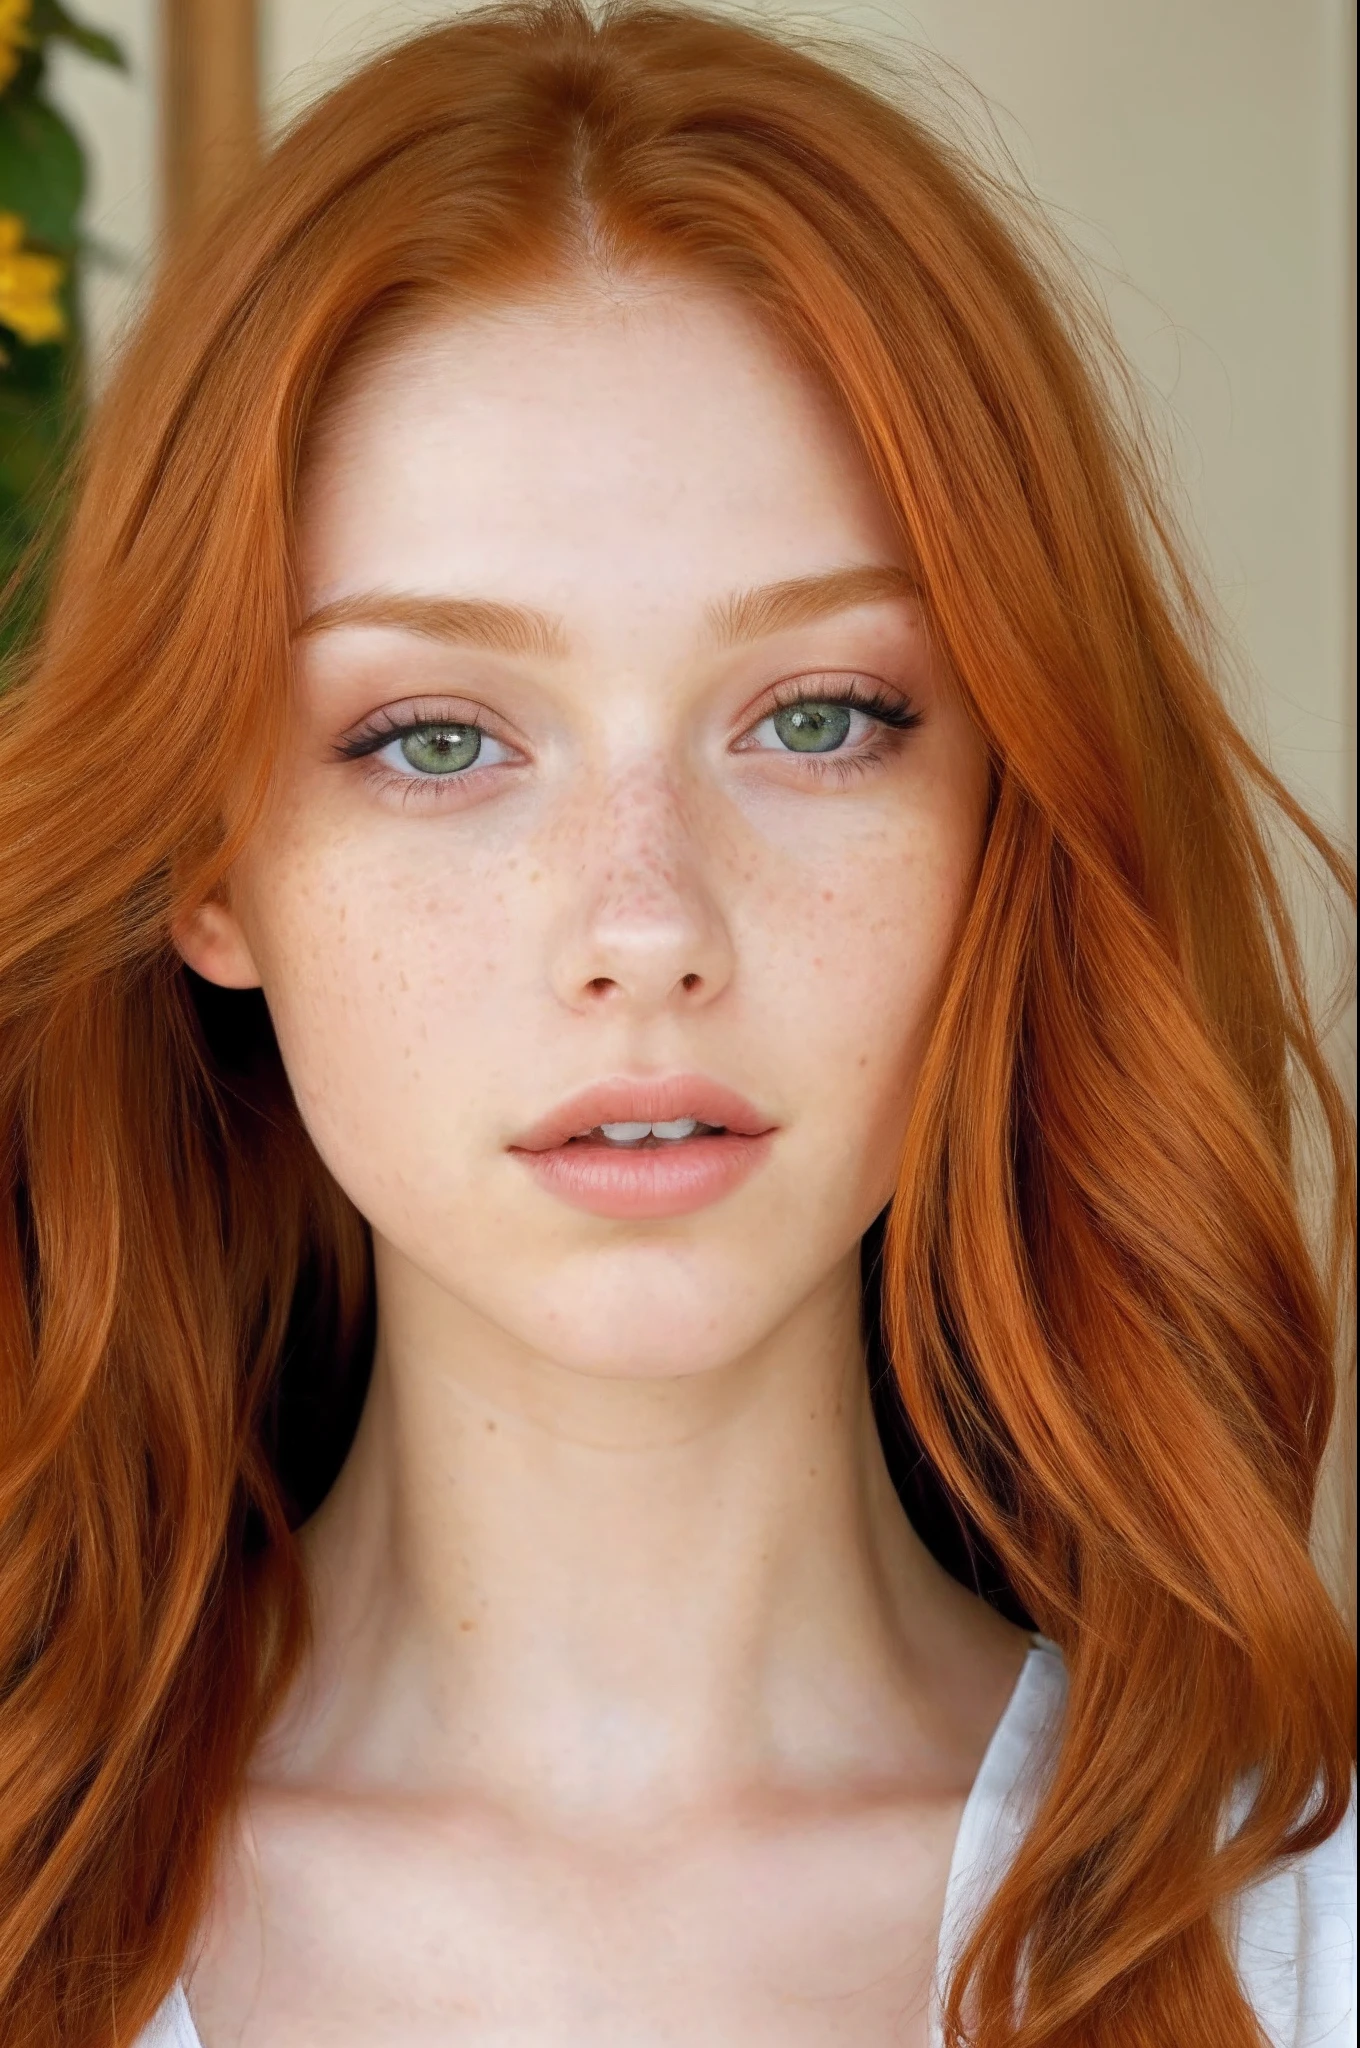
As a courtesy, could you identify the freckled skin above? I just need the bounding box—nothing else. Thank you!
[175,282,1025,2048]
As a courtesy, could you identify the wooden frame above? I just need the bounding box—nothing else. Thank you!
[160,0,260,242]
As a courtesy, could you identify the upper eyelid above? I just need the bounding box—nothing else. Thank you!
[357,695,496,728]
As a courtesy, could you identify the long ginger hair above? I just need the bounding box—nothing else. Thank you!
[0,5,1354,2043]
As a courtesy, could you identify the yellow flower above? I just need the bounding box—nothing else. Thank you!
[0,0,31,92]
[0,212,66,344]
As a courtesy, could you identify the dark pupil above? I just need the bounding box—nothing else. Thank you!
[400,725,481,774]
[772,702,852,753]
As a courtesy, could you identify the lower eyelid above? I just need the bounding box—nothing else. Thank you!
[364,760,505,807]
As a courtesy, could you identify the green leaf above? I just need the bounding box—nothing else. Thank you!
[28,1,127,68]
[0,392,64,503]
[0,98,85,250]
[56,26,126,67]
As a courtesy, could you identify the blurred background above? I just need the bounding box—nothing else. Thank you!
[4,0,1355,1622]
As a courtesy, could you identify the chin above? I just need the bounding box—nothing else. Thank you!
[494,1255,802,1382]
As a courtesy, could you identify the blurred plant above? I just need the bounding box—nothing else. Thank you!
[1,0,123,661]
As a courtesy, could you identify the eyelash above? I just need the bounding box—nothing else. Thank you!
[334,704,473,761]
[334,678,923,800]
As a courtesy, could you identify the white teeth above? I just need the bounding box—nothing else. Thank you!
[595,1117,703,1146]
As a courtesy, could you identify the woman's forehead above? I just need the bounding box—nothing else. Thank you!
[295,283,904,637]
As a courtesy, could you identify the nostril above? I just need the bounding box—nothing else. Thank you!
[680,973,702,993]
[585,976,616,997]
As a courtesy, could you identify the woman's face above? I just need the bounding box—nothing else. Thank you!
[182,280,991,1379]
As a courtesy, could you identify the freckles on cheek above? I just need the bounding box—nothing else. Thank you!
[256,841,517,1114]
[755,813,978,1072]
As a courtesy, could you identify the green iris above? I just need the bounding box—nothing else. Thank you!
[772,702,853,753]
[399,724,481,774]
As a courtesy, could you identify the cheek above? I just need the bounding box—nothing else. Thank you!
[231,818,531,1190]
[747,784,984,1189]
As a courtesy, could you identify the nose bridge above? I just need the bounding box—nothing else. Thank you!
[551,755,733,1012]
[593,758,695,911]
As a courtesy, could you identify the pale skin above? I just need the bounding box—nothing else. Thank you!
[176,275,1032,2047]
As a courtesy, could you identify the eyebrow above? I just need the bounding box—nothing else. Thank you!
[295,563,919,657]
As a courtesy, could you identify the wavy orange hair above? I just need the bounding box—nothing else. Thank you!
[0,5,1353,2043]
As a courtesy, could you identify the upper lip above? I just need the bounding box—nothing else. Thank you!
[510,1075,776,1152]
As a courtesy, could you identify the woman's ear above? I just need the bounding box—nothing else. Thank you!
[172,896,264,990]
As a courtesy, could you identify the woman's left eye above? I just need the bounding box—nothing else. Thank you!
[742,695,911,756]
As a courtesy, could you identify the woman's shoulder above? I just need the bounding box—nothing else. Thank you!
[955,1636,1357,2048]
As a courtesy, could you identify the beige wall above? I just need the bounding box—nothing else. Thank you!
[53,1,1356,1611]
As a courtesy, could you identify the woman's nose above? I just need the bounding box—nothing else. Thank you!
[546,769,735,1016]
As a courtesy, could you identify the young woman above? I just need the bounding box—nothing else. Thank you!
[0,5,1354,2044]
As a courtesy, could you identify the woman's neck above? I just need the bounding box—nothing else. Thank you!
[259,1235,1025,1826]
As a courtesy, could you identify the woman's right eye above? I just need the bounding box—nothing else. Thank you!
[342,720,516,779]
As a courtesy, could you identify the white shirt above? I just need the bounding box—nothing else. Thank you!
[132,1635,1357,2048]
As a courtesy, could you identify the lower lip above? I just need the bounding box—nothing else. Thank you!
[510,1130,774,1220]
